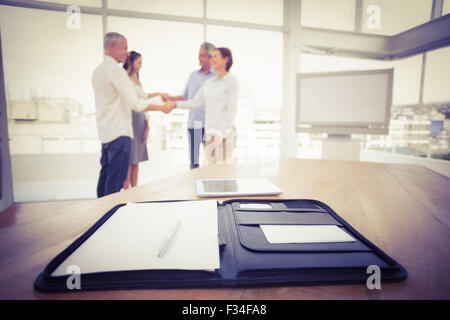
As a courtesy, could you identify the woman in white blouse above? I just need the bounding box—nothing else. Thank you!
[123,51,165,188]
[175,47,239,164]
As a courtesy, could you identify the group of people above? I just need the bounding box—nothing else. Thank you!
[92,32,239,197]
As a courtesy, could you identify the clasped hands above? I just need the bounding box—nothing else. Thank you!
[153,92,174,113]
[161,93,170,102]
[159,92,223,146]
[161,100,176,114]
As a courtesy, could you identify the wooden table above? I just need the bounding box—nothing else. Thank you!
[1,158,449,299]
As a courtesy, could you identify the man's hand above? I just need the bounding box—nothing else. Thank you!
[161,93,170,102]
[161,101,175,114]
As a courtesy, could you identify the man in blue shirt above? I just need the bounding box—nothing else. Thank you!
[164,42,216,169]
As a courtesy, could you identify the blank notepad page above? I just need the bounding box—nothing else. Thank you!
[52,200,220,276]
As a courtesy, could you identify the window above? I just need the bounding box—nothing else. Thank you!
[361,0,433,35]
[423,46,450,103]
[419,46,450,160]
[108,17,203,96]
[443,0,450,15]
[298,53,428,159]
[299,54,423,105]
[1,5,103,201]
[1,6,103,115]
[33,0,101,7]
[301,0,356,31]
[207,0,283,26]
[108,0,203,17]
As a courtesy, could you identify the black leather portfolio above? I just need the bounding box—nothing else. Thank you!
[34,199,407,292]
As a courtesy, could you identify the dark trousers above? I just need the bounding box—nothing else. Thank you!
[188,127,205,169]
[97,136,131,198]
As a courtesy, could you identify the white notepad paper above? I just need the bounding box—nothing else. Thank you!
[52,200,220,276]
[260,225,356,244]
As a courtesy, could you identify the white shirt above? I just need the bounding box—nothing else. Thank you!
[177,73,239,138]
[134,83,150,120]
[92,55,148,144]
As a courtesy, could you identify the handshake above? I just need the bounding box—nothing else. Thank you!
[161,93,169,102]
[160,100,176,114]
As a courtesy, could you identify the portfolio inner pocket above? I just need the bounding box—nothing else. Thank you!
[235,211,341,226]
[236,224,373,252]
[232,201,327,213]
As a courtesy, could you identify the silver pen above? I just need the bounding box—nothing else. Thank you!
[157,220,180,257]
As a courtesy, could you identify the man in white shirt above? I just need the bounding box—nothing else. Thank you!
[92,32,174,197]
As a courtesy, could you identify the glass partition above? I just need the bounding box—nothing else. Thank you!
[108,0,203,17]
[296,52,447,160]
[1,5,103,201]
[33,0,101,7]
[207,0,283,26]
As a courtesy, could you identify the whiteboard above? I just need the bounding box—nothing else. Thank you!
[296,69,393,134]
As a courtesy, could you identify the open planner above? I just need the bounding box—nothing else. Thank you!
[34,199,407,292]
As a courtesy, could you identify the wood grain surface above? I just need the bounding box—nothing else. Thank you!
[0,158,449,299]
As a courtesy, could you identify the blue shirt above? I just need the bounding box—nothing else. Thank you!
[183,68,217,128]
